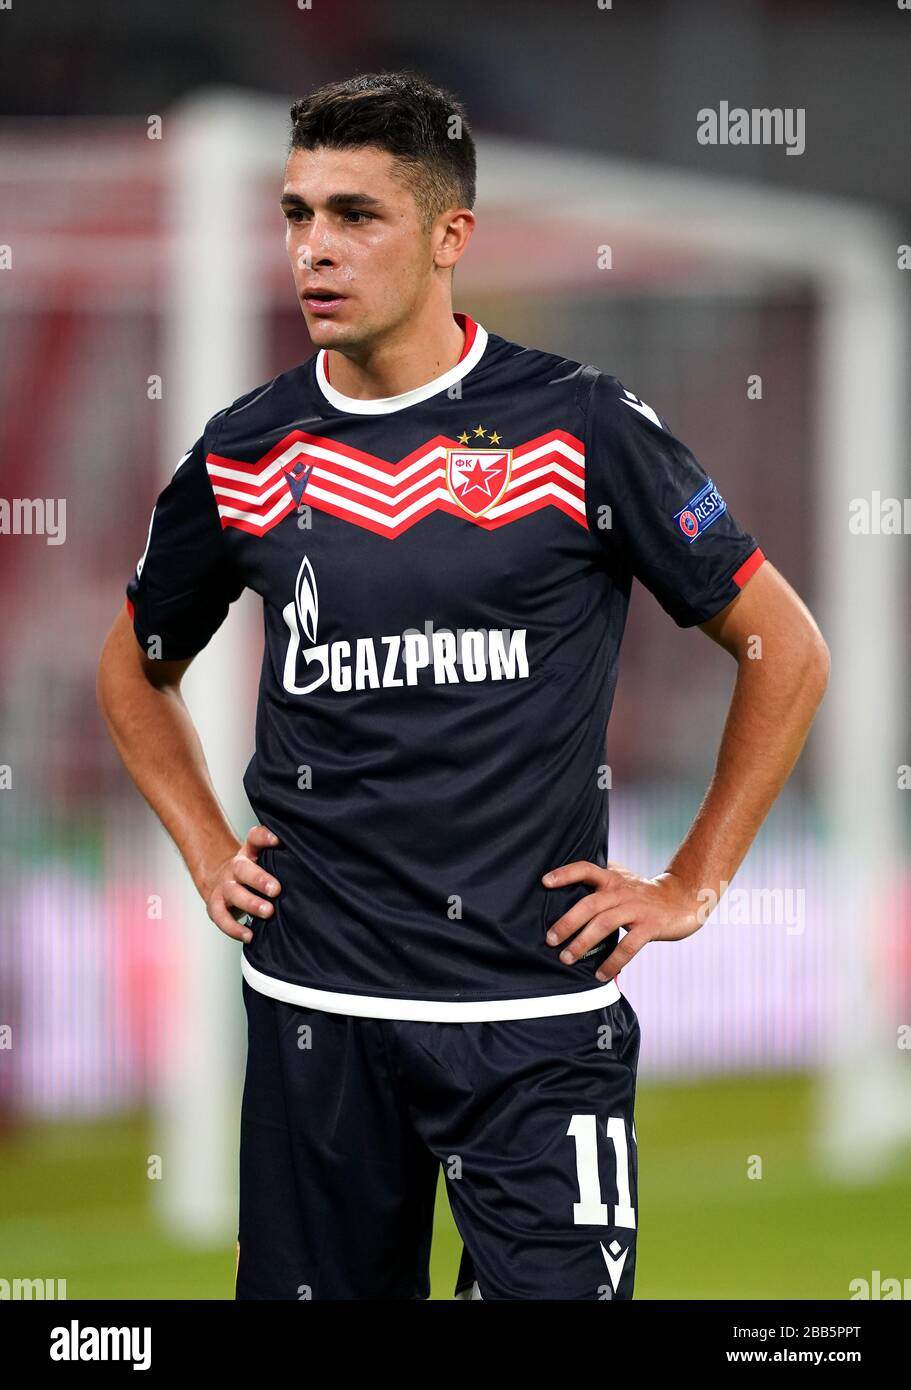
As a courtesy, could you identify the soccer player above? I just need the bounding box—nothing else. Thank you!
[97,70,829,1301]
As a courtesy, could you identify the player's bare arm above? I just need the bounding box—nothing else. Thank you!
[542,559,830,981]
[95,604,282,944]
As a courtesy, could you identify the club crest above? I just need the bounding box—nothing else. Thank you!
[446,448,512,517]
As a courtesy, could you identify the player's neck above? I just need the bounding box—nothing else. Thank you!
[324,304,466,402]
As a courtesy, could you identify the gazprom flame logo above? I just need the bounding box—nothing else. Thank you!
[282,556,328,694]
[295,554,319,645]
[281,555,529,696]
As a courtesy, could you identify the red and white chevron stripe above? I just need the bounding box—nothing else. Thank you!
[205,429,587,539]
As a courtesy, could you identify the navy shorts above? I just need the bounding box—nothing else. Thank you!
[236,978,640,1300]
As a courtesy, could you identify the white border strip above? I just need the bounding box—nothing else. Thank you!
[315,320,489,415]
[242,954,620,1021]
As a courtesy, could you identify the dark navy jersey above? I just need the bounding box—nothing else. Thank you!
[125,312,765,1020]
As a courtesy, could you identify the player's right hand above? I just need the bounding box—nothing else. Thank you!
[202,825,282,943]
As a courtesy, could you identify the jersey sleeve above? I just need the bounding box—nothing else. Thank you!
[125,433,246,660]
[581,370,765,627]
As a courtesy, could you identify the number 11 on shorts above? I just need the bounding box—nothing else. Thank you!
[566,1114,637,1228]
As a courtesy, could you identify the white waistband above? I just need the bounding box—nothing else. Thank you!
[241,955,621,1022]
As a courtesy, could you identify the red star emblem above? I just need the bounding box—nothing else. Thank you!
[446,449,511,517]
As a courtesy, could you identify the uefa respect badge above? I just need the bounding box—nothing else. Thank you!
[673,478,727,544]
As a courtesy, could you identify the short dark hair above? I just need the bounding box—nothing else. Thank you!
[288,70,476,232]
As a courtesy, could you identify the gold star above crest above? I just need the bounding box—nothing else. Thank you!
[454,425,505,446]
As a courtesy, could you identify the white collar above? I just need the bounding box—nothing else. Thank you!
[315,313,488,415]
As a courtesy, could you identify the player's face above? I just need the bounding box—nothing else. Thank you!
[282,144,443,351]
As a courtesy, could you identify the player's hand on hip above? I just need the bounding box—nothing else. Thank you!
[202,825,282,944]
[541,860,702,982]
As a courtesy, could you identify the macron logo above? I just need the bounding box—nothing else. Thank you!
[620,389,663,430]
[600,1239,629,1294]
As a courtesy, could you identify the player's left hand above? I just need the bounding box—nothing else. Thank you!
[541,861,703,982]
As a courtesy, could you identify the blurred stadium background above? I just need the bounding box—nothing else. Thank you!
[1,0,909,1300]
